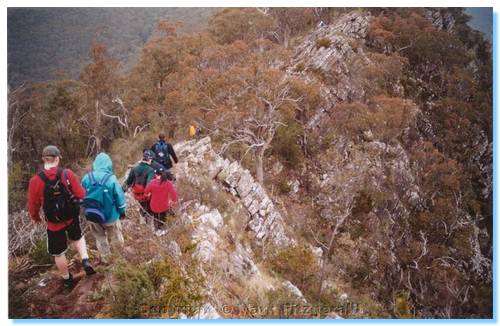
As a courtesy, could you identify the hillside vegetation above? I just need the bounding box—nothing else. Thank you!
[8,8,492,318]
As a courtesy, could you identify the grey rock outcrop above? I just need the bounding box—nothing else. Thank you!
[425,9,455,32]
[174,137,293,247]
[288,12,371,129]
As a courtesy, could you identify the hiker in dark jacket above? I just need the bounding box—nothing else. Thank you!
[150,133,178,170]
[144,148,165,172]
[124,150,155,224]
[27,145,95,289]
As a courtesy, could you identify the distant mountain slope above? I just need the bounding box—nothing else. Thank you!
[465,7,493,42]
[7,7,218,87]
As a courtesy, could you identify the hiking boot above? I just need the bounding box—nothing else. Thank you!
[82,258,96,275]
[63,274,74,289]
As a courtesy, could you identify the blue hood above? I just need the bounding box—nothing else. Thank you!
[92,152,113,174]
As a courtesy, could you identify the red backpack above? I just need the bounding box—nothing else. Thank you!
[131,169,149,202]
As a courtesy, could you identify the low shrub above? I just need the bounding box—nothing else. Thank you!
[109,263,154,318]
[29,239,52,265]
[269,244,318,295]
[272,122,304,168]
[316,38,332,49]
[294,63,305,72]
[147,256,205,317]
[277,178,291,194]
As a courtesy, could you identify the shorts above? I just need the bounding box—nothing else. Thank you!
[46,218,83,256]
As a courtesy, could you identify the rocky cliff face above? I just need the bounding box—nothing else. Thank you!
[174,137,294,247]
[289,12,371,129]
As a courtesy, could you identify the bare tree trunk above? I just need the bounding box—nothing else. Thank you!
[283,28,290,48]
[95,100,102,153]
[316,206,353,298]
[255,148,264,185]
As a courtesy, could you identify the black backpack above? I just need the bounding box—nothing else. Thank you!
[38,168,79,223]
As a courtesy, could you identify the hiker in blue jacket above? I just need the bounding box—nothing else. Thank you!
[81,153,126,264]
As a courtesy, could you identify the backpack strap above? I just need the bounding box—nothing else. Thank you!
[37,169,64,185]
[99,173,112,186]
[37,171,51,184]
[61,169,76,198]
[89,172,97,185]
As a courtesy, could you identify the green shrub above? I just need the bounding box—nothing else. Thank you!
[263,287,307,318]
[29,239,52,265]
[272,122,304,168]
[349,221,367,240]
[394,292,412,318]
[8,162,30,212]
[351,189,374,216]
[277,178,291,194]
[294,63,305,72]
[269,244,318,294]
[147,257,205,317]
[110,263,154,318]
[320,131,337,150]
[316,38,332,49]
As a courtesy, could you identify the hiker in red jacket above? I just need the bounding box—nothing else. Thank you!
[27,145,95,289]
[144,167,177,236]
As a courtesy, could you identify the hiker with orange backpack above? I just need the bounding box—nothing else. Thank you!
[123,149,155,224]
[27,145,95,289]
[144,167,177,236]
[81,153,126,264]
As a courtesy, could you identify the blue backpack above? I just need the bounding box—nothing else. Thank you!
[154,142,169,164]
[82,172,112,224]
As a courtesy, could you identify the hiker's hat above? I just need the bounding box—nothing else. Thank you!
[42,145,61,158]
[155,167,166,175]
[143,149,155,160]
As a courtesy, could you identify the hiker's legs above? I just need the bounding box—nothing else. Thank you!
[71,237,90,260]
[153,212,166,230]
[107,221,124,255]
[54,255,69,277]
[47,227,72,279]
[89,222,111,263]
[140,201,153,227]
[67,219,89,261]
[139,201,150,225]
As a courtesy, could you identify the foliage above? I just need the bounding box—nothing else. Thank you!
[208,8,275,44]
[333,96,417,143]
[272,122,303,168]
[269,244,318,296]
[276,178,291,195]
[29,239,53,265]
[263,287,308,318]
[8,162,30,212]
[315,38,332,49]
[394,292,413,318]
[147,256,206,317]
[109,262,154,318]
